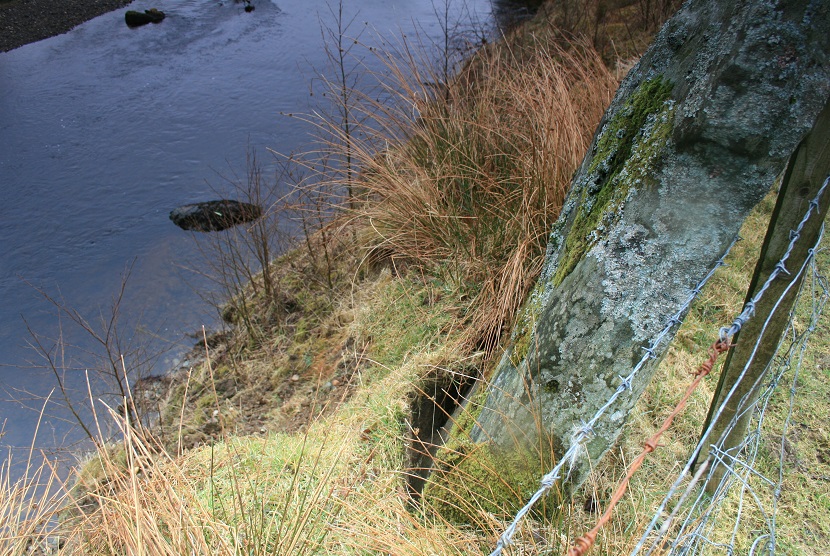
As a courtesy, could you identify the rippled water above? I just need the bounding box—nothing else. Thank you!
[0,0,517,465]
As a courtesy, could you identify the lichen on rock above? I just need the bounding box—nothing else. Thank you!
[553,76,674,286]
[426,0,830,516]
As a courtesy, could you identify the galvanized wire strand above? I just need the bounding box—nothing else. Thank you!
[767,253,829,549]
[634,237,828,556]
[634,233,822,556]
[720,176,830,341]
[567,338,731,556]
[726,263,825,555]
[727,316,808,551]
[769,309,813,549]
[630,175,830,555]
[493,176,828,556]
[630,250,812,556]
[672,283,822,556]
[649,338,791,555]
[487,237,740,556]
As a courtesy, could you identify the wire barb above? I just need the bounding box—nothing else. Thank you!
[487,236,740,556]
[566,338,732,556]
[630,175,829,556]
[491,175,829,556]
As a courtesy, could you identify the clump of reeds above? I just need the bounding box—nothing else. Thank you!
[352,36,618,354]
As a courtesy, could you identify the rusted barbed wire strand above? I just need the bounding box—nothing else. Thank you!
[630,177,829,555]
[491,175,829,556]
[487,238,740,556]
[634,237,823,556]
[648,251,827,556]
[567,339,733,556]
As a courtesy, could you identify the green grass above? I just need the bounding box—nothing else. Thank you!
[7,136,829,556]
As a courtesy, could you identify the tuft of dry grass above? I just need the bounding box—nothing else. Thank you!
[352,36,618,354]
[55,396,353,555]
[0,452,66,556]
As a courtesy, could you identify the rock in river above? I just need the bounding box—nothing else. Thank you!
[169,200,263,232]
[125,9,166,27]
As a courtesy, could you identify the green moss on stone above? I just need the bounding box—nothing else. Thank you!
[552,77,674,286]
[509,280,547,366]
[424,441,545,524]
[423,387,555,523]
[511,330,533,368]
[508,92,679,365]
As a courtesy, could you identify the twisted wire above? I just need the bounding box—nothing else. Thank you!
[491,176,829,556]
[487,236,739,556]
[719,176,829,341]
[633,231,827,556]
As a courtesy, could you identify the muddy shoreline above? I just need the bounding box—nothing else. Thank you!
[0,0,133,52]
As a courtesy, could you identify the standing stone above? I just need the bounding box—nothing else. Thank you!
[424,0,830,519]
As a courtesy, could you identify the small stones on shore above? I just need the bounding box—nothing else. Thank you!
[1,0,133,53]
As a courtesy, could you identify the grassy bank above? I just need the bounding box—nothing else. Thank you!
[3,1,829,554]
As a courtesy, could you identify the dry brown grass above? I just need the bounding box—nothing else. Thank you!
[351,36,618,354]
[0,452,66,556]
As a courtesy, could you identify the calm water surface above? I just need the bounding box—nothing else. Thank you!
[0,0,513,465]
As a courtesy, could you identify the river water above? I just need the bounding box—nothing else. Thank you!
[0,0,546,469]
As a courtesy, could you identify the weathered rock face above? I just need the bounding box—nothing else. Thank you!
[169,200,262,232]
[426,0,830,512]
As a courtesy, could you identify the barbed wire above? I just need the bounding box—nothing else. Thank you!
[629,175,829,554]
[567,337,732,556]
[631,233,827,555]
[719,176,829,341]
[487,236,741,556]
[489,175,830,556]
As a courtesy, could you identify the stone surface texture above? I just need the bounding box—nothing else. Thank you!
[450,0,830,494]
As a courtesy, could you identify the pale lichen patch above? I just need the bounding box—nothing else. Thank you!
[552,77,675,286]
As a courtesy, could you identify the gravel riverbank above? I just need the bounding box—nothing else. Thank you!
[0,0,133,52]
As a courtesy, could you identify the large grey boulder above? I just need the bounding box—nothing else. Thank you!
[425,0,830,517]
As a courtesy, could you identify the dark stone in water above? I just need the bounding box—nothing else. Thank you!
[125,8,166,27]
[169,200,263,232]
